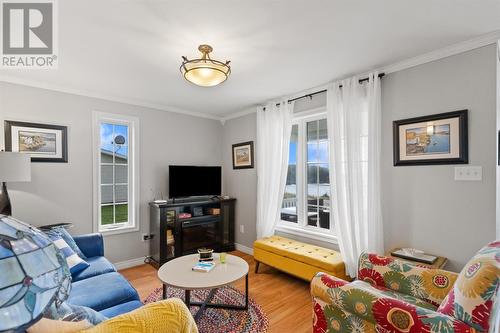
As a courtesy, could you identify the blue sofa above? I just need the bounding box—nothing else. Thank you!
[67,233,143,318]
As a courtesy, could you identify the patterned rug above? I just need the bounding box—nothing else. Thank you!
[144,286,269,333]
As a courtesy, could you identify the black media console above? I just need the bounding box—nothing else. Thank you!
[148,197,236,267]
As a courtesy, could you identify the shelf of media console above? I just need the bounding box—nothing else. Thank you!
[150,196,230,209]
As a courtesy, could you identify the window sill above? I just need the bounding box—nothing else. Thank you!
[275,223,338,245]
[98,224,139,236]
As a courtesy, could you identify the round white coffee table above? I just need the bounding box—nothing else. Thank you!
[158,253,249,321]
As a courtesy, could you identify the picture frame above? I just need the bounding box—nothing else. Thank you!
[4,120,68,163]
[232,141,254,169]
[393,110,468,166]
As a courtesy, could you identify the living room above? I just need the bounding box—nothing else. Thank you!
[0,1,499,333]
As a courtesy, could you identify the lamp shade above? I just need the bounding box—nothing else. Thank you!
[0,215,71,332]
[180,45,231,87]
[0,152,31,182]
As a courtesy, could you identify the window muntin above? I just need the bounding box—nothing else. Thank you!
[280,112,334,235]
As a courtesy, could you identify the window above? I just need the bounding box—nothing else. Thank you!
[282,124,298,222]
[93,112,139,234]
[279,111,335,240]
[306,118,330,229]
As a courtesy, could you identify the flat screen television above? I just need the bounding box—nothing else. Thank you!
[169,165,221,198]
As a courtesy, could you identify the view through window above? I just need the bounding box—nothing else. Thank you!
[281,116,332,233]
[99,122,130,227]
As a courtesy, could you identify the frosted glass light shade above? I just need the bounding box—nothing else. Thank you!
[180,45,231,87]
[0,152,31,182]
[183,61,229,87]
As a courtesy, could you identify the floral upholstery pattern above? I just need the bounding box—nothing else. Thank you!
[437,241,500,332]
[311,244,500,333]
[358,253,458,306]
[312,273,476,333]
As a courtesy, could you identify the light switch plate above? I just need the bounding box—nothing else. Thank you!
[454,166,482,181]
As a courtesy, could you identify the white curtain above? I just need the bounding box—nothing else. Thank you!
[256,100,294,239]
[327,72,383,278]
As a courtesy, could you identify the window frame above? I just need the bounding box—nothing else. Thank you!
[276,107,337,244]
[92,111,140,235]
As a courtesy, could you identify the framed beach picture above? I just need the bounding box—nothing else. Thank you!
[4,120,68,163]
[393,110,468,166]
[232,141,254,169]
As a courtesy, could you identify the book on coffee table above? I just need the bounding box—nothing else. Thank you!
[192,262,216,273]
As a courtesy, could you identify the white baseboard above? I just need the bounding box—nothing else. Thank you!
[114,257,146,270]
[235,243,254,255]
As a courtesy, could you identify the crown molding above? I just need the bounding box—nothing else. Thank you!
[0,75,222,121]
[220,107,257,123]
[2,30,499,123]
[222,30,500,122]
[381,29,500,75]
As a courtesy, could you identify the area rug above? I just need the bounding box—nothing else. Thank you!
[144,286,269,333]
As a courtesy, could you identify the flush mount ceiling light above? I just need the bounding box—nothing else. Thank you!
[180,44,231,87]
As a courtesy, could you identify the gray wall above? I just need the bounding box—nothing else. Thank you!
[221,44,497,271]
[382,44,497,272]
[0,82,223,264]
[1,44,496,269]
[496,41,500,241]
[222,113,258,249]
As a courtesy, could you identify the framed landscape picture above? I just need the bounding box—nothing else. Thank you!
[232,141,254,169]
[393,110,468,166]
[4,120,68,162]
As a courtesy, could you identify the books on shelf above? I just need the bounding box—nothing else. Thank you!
[192,262,216,273]
[166,210,175,223]
[207,208,220,215]
[166,229,174,245]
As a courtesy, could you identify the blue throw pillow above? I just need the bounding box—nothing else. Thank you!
[46,232,89,274]
[50,227,87,259]
[44,301,108,325]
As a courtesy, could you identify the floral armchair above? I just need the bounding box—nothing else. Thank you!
[311,241,499,333]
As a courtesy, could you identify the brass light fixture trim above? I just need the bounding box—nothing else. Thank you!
[180,44,231,87]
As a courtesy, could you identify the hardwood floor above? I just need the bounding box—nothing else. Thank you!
[120,250,312,333]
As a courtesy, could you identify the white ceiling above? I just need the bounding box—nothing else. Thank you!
[1,0,500,119]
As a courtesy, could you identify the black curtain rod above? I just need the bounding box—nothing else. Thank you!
[265,73,385,108]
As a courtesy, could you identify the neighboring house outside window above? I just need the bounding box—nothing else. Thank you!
[277,109,336,243]
[93,112,139,234]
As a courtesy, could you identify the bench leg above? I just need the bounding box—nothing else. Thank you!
[255,261,260,274]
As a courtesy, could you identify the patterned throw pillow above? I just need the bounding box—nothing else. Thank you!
[44,301,107,325]
[46,233,89,274]
[48,227,87,259]
[437,241,500,332]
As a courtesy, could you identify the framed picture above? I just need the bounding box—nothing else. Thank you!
[4,120,68,163]
[393,110,468,166]
[232,141,254,169]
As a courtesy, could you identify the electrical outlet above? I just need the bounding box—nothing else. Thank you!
[240,225,245,233]
[454,166,482,181]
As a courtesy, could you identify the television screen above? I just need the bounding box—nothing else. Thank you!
[169,165,221,198]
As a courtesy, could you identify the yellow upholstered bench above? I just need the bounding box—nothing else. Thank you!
[253,235,349,281]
